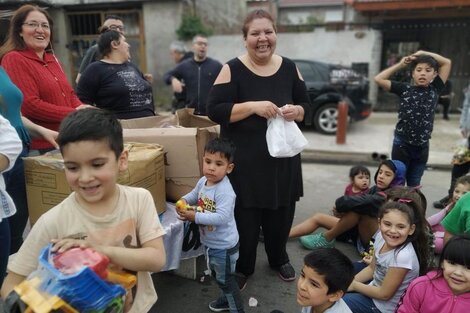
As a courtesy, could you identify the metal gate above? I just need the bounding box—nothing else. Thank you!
[67,9,145,83]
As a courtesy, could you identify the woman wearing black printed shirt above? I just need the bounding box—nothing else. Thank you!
[76,30,155,119]
[207,9,309,286]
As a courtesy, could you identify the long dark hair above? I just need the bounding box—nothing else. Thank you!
[0,4,54,60]
[379,200,430,275]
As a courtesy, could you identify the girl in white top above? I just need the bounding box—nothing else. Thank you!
[343,196,430,313]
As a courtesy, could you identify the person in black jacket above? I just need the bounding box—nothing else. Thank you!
[163,35,222,115]
[291,160,406,254]
[166,41,193,114]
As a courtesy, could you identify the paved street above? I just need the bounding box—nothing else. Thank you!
[150,162,451,313]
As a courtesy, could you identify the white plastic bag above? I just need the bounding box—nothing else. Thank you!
[266,115,308,157]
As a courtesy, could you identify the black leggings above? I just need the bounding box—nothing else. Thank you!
[234,204,296,276]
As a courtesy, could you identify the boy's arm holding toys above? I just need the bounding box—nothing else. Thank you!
[375,50,451,91]
[50,236,165,273]
[176,198,196,222]
[1,236,165,299]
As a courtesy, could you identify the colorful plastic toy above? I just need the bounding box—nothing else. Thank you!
[3,244,136,313]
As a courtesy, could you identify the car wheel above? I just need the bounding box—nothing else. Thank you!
[313,103,339,135]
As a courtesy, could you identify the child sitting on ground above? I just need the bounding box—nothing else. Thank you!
[297,248,355,313]
[289,165,370,244]
[427,175,470,253]
[176,137,244,313]
[396,234,470,313]
[355,186,431,272]
[344,165,371,196]
[441,182,470,242]
[291,160,405,255]
[343,197,430,313]
[0,109,167,313]
[289,165,370,249]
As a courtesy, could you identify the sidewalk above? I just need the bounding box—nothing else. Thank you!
[301,112,461,170]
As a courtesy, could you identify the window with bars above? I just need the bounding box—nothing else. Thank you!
[66,10,145,82]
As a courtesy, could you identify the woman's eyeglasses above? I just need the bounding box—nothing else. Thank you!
[23,21,50,30]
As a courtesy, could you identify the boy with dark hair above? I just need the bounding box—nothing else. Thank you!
[298,248,354,313]
[177,137,244,313]
[0,109,166,313]
[375,50,451,187]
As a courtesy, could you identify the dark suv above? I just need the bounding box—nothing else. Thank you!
[293,59,371,134]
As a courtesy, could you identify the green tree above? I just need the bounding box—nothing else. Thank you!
[176,14,212,41]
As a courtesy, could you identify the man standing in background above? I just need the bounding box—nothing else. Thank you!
[163,35,222,115]
[166,41,193,114]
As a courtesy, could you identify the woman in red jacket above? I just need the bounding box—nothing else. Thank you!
[0,4,91,153]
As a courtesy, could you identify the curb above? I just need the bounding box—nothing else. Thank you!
[301,149,453,171]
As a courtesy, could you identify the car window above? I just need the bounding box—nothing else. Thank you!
[311,62,330,82]
[296,61,317,82]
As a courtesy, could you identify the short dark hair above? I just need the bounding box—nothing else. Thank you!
[104,15,122,22]
[57,109,123,159]
[410,54,439,72]
[303,248,354,294]
[98,15,123,33]
[439,234,470,270]
[349,165,370,179]
[98,30,122,57]
[204,138,236,163]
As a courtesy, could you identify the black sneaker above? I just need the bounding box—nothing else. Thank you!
[433,195,449,209]
[209,297,229,312]
[235,272,247,291]
[278,262,296,282]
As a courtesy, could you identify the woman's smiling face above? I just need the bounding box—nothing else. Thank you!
[21,10,50,55]
[244,17,277,62]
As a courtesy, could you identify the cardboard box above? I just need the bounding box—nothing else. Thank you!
[24,143,166,224]
[121,108,219,201]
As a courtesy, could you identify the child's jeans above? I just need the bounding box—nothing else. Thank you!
[392,136,429,187]
[3,146,29,254]
[207,244,244,313]
[343,293,381,313]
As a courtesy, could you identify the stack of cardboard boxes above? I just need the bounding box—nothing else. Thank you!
[24,143,166,224]
[24,109,219,224]
[121,109,219,201]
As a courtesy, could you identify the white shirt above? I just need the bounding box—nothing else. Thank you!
[301,299,353,313]
[0,114,22,220]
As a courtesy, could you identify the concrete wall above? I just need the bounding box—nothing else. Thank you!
[48,8,73,83]
[142,1,185,106]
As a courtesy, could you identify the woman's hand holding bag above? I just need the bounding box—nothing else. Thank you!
[266,114,308,158]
